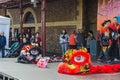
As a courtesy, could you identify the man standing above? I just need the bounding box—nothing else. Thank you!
[0,32,6,58]
[76,29,85,49]
[109,17,120,62]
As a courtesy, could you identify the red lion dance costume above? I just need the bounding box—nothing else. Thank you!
[57,49,120,75]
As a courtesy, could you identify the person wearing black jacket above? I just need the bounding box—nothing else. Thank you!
[97,21,112,63]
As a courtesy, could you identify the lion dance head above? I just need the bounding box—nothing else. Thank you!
[58,48,120,75]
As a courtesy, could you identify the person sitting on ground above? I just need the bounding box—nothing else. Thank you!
[17,44,32,63]
[17,38,30,59]
[17,38,41,63]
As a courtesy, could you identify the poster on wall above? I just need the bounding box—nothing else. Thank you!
[0,16,10,48]
[97,0,120,30]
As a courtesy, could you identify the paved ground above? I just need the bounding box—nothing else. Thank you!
[0,58,120,80]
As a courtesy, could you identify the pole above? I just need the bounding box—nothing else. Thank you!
[19,0,23,43]
[3,6,7,17]
[2,4,7,17]
[41,0,46,57]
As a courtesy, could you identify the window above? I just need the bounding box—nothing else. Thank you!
[24,12,35,23]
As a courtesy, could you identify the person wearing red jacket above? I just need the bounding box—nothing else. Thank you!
[109,17,120,62]
[69,31,76,49]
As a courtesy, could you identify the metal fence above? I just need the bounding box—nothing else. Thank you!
[0,72,19,80]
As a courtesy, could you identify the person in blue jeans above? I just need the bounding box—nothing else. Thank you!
[97,20,112,63]
[59,29,69,55]
[0,32,6,58]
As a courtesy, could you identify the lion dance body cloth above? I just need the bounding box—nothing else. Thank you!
[57,49,120,75]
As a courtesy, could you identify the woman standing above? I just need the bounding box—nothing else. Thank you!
[86,30,95,52]
[35,32,41,47]
[59,29,69,55]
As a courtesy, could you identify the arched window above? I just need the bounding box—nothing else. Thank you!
[24,12,35,23]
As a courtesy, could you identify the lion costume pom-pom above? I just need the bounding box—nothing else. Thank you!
[57,49,120,75]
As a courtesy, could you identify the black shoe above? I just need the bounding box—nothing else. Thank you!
[97,59,102,63]
[106,60,111,64]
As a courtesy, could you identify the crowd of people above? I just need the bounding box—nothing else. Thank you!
[0,16,119,64]
[17,32,42,63]
[0,32,41,63]
[18,32,41,46]
[0,31,41,59]
[59,16,120,63]
[97,17,120,63]
[59,29,95,55]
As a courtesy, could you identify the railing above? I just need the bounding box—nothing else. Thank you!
[0,72,19,80]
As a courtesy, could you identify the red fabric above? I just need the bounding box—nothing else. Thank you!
[22,45,32,52]
[57,50,120,75]
[109,23,120,31]
[57,62,80,74]
[109,23,117,31]
[100,27,110,34]
[109,23,120,45]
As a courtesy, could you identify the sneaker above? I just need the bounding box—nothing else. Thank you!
[97,59,102,61]
[97,61,103,64]
[106,60,111,63]
[114,58,120,62]
[97,59,102,63]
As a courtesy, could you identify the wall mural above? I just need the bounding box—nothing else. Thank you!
[97,0,120,30]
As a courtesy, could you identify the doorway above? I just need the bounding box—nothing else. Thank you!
[83,0,98,37]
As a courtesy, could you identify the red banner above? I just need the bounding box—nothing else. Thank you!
[97,0,120,30]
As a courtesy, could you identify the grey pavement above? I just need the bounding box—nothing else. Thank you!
[0,58,120,80]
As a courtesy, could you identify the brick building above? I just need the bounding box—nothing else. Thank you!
[0,0,98,55]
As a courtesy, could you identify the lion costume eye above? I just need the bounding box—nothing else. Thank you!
[74,56,85,63]
[71,51,90,65]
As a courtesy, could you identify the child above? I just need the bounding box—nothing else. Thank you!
[97,20,112,63]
